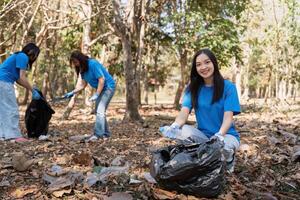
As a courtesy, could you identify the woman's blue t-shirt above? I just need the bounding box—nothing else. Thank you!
[0,52,29,83]
[181,80,241,141]
[81,59,115,90]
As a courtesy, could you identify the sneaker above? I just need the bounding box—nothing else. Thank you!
[226,155,236,173]
[86,135,99,142]
[15,137,30,143]
[38,135,49,141]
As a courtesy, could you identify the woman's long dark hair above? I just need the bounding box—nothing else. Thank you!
[70,50,89,75]
[17,43,40,70]
[188,49,224,108]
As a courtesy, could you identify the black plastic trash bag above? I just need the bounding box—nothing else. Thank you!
[150,137,225,198]
[25,90,55,138]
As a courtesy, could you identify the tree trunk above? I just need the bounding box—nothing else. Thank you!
[0,32,7,62]
[234,62,242,100]
[121,36,143,121]
[174,49,188,109]
[143,67,149,104]
[242,62,250,100]
[134,0,146,106]
[111,0,142,122]
[154,44,158,105]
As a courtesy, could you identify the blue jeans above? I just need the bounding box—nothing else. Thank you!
[94,88,115,137]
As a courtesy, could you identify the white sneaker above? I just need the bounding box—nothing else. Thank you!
[86,135,99,142]
[226,154,236,173]
[38,135,49,141]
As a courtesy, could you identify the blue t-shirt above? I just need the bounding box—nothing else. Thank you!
[182,80,241,140]
[82,59,115,90]
[0,52,29,83]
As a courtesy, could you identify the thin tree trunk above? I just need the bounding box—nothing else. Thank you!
[143,67,149,104]
[235,63,242,100]
[154,44,158,105]
[111,0,142,122]
[174,49,187,109]
[122,36,142,121]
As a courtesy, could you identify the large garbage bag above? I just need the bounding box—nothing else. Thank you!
[150,137,225,198]
[25,90,55,138]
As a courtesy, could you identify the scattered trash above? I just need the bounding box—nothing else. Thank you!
[84,164,130,187]
[69,134,91,142]
[111,156,125,166]
[49,165,65,176]
[92,166,103,174]
[129,175,142,184]
[43,170,84,193]
[85,172,99,187]
[143,172,157,184]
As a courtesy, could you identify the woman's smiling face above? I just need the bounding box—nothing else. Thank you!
[196,53,214,83]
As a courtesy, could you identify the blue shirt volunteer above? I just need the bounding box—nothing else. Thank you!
[0,52,29,83]
[181,80,241,141]
[81,59,115,90]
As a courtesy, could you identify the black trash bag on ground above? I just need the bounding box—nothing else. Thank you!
[25,90,55,138]
[150,137,225,198]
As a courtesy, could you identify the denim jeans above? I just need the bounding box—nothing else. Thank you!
[94,88,115,137]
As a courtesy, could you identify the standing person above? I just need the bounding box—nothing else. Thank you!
[0,43,41,141]
[162,49,241,172]
[64,51,116,141]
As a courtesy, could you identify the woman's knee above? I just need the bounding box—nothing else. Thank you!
[181,125,196,138]
[224,134,240,151]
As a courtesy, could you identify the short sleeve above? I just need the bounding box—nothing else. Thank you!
[224,84,241,115]
[181,90,192,111]
[91,60,104,79]
[16,53,29,70]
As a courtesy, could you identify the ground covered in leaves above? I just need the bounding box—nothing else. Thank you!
[0,99,299,200]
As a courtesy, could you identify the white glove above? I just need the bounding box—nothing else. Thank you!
[170,122,180,129]
[214,131,224,142]
[159,122,180,139]
[89,93,100,102]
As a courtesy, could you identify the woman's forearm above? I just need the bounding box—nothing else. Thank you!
[219,111,233,135]
[175,107,190,127]
[73,75,87,94]
[17,70,32,91]
[96,77,105,95]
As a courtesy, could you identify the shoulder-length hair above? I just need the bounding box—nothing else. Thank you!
[17,43,40,70]
[70,50,89,75]
[188,48,224,108]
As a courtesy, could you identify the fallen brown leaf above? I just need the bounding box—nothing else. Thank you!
[10,186,38,199]
[52,188,72,197]
[152,188,177,200]
[12,152,35,172]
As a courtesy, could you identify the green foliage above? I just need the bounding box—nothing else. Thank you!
[158,0,248,68]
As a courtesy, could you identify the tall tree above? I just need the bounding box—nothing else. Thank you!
[108,0,149,121]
